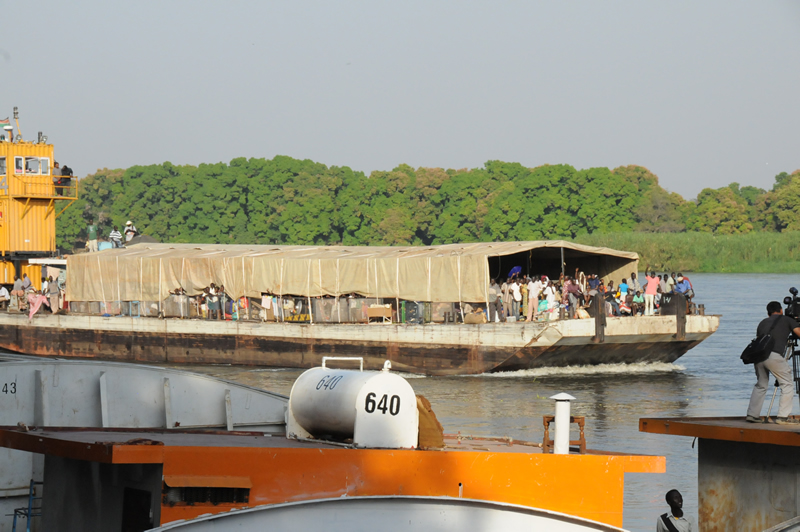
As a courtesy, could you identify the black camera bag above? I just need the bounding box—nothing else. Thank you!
[741,316,783,365]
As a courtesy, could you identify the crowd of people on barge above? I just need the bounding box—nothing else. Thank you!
[487,270,695,323]
[2,273,66,319]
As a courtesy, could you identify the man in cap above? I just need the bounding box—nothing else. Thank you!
[124,221,137,242]
[674,275,692,297]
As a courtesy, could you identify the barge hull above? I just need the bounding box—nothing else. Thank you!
[0,314,718,375]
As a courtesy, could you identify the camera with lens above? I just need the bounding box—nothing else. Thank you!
[784,287,800,320]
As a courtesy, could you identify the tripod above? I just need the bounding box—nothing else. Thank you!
[766,337,800,422]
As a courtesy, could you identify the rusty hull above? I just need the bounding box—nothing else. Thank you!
[0,313,716,375]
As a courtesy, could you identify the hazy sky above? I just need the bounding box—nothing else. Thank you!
[2,1,798,199]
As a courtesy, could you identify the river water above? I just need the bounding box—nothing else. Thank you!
[180,273,799,531]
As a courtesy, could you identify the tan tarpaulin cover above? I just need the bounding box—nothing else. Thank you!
[66,241,638,303]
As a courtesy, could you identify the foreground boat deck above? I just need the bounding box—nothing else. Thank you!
[640,416,800,532]
[640,415,800,445]
[0,426,664,529]
[0,426,654,459]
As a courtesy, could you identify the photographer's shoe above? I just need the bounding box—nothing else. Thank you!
[775,417,800,425]
[745,415,762,423]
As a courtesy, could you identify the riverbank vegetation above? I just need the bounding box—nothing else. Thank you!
[56,157,800,273]
[576,232,800,273]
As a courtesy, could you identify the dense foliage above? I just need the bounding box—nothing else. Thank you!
[57,158,800,259]
[576,231,800,273]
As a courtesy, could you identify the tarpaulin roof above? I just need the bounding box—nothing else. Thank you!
[66,241,639,303]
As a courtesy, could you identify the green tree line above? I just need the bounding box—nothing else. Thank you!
[56,157,800,252]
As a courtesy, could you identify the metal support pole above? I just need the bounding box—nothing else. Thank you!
[675,293,686,341]
[591,295,605,343]
[560,247,565,279]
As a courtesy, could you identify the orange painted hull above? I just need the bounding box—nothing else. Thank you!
[0,429,664,529]
[154,443,662,527]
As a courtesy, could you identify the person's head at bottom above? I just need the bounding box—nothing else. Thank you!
[666,489,683,517]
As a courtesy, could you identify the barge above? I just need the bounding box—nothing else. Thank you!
[0,311,718,375]
[0,241,719,375]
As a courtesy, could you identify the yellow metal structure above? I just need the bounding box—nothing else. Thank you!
[0,111,78,282]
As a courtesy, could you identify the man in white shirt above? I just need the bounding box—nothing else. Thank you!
[526,276,544,322]
[510,280,522,320]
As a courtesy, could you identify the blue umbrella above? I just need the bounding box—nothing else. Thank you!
[508,266,522,277]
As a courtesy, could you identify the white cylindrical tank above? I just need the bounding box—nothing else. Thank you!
[287,364,418,449]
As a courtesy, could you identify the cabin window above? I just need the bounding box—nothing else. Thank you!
[39,158,49,175]
[0,158,5,174]
[25,157,40,174]
[14,157,23,174]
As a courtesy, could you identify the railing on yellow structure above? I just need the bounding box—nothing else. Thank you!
[1,174,79,219]
[10,177,77,200]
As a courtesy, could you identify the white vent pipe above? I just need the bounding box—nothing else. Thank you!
[550,393,575,455]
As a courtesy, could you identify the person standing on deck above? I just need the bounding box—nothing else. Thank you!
[86,219,98,253]
[656,489,692,531]
[47,276,59,313]
[52,162,63,196]
[619,278,629,300]
[746,301,800,424]
[60,164,73,193]
[501,279,511,322]
[666,273,677,293]
[124,221,138,242]
[207,285,220,320]
[543,280,556,309]
[644,272,659,316]
[488,279,501,323]
[218,284,227,320]
[564,277,583,319]
[10,276,23,305]
[109,226,123,248]
[659,274,669,295]
[526,276,542,322]
[0,285,9,309]
[630,272,641,293]
[510,279,522,320]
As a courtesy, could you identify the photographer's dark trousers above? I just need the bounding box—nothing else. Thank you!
[747,351,794,418]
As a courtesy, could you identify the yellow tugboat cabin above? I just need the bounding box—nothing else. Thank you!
[0,107,77,283]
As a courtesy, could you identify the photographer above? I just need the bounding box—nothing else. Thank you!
[745,301,800,424]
